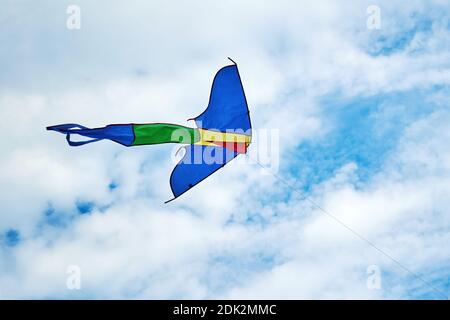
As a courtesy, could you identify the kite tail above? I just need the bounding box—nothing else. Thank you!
[47,123,199,147]
[46,123,135,146]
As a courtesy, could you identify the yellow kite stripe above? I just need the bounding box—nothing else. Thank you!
[195,129,251,146]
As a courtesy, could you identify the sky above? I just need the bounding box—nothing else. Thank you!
[0,0,449,299]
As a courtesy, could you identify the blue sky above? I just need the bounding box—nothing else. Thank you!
[0,0,449,299]
[291,86,444,191]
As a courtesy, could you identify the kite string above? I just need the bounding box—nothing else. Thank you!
[250,157,448,300]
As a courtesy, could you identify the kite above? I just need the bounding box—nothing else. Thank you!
[47,59,252,202]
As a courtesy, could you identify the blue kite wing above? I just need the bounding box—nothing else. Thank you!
[194,63,251,133]
[167,145,238,201]
[167,62,251,201]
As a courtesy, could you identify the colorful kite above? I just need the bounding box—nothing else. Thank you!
[47,59,252,202]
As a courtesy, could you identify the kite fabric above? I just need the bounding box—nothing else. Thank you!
[46,123,200,147]
[47,60,252,202]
